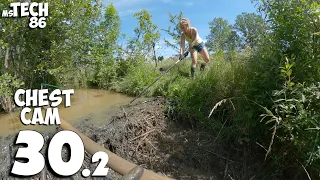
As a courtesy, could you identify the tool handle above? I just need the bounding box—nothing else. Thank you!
[129,51,189,105]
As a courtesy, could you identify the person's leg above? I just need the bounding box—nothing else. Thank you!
[190,48,197,77]
[199,46,210,71]
[199,47,210,63]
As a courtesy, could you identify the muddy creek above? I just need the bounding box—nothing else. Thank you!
[0,89,134,137]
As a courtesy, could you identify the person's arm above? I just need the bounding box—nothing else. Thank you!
[180,33,185,56]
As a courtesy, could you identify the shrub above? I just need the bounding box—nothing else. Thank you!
[0,73,24,112]
[261,57,320,178]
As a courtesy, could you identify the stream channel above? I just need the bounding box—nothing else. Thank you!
[0,89,136,137]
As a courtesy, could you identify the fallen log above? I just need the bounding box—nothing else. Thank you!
[58,117,174,180]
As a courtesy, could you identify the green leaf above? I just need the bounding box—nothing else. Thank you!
[274,98,286,102]
[290,82,295,86]
[246,110,254,118]
[302,94,306,103]
[265,118,275,124]
[264,107,274,116]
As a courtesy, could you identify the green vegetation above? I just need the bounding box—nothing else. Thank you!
[0,0,319,179]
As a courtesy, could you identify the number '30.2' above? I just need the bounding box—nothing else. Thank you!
[11,130,109,177]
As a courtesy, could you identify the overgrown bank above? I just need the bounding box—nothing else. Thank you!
[106,53,320,179]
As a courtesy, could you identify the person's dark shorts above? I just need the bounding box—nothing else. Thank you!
[192,42,205,52]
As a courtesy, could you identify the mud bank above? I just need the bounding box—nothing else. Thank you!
[0,98,224,180]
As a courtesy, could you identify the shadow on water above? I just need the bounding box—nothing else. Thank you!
[0,89,141,137]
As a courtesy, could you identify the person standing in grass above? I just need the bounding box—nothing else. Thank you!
[179,18,210,77]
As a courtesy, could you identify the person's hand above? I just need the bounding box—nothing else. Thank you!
[179,53,184,59]
[179,52,189,60]
[183,51,189,57]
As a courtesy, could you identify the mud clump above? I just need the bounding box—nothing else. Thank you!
[76,97,224,179]
[0,97,224,179]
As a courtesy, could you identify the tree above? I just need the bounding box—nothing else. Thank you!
[205,18,240,55]
[234,12,267,49]
[94,3,121,58]
[162,11,184,54]
[127,10,160,66]
[0,0,103,87]
[253,0,320,82]
[90,2,122,88]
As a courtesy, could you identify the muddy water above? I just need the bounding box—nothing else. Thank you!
[0,89,134,137]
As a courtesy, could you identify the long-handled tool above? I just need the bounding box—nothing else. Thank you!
[129,51,189,105]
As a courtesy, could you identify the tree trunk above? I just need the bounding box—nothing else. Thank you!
[4,45,9,71]
[152,43,157,68]
[0,97,15,112]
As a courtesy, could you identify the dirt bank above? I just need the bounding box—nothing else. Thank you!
[0,97,225,179]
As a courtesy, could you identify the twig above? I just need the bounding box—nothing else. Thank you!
[106,119,115,127]
[130,129,156,142]
[308,132,319,165]
[204,149,235,162]
[213,117,229,144]
[305,127,320,130]
[224,155,229,179]
[299,162,312,180]
[255,142,268,152]
[135,134,150,159]
[265,125,277,161]
[147,140,157,150]
[229,98,236,110]
[228,174,235,180]
[121,106,131,127]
